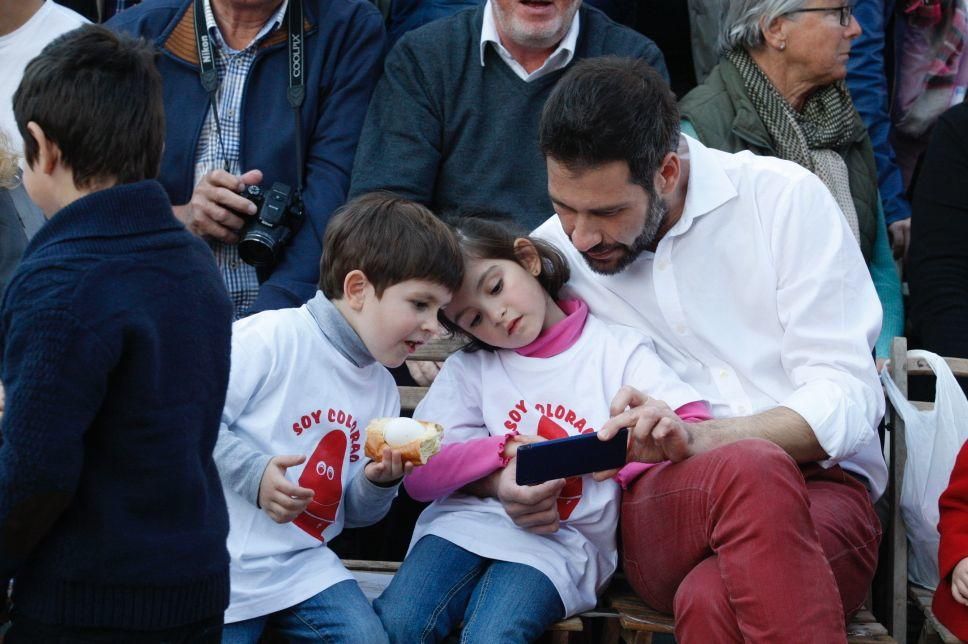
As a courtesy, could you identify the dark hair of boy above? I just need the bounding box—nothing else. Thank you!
[538,56,680,197]
[441,210,570,353]
[319,191,464,299]
[13,24,164,189]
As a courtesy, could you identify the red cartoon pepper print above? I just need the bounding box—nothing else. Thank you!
[537,416,582,520]
[293,430,346,541]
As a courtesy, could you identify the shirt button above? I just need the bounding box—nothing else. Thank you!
[229,260,239,269]
[719,369,728,379]
[675,324,687,335]
[227,109,236,117]
[657,260,669,271]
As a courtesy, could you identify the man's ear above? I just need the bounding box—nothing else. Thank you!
[25,122,60,175]
[513,238,542,276]
[342,270,372,311]
[654,152,681,198]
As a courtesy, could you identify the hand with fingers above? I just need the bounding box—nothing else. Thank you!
[952,558,968,606]
[888,218,911,260]
[406,361,443,387]
[495,458,565,534]
[364,447,415,486]
[594,386,695,480]
[258,454,315,523]
[174,168,264,244]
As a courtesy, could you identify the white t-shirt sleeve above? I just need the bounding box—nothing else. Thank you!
[215,321,279,501]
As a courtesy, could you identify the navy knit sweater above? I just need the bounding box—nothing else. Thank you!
[0,181,232,629]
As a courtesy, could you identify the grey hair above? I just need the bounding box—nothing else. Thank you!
[719,0,808,52]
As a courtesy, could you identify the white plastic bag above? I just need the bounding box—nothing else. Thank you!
[882,350,968,590]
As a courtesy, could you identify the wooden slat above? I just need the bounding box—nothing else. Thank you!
[408,336,465,362]
[906,355,968,379]
[399,386,429,413]
[888,337,909,641]
[909,585,961,644]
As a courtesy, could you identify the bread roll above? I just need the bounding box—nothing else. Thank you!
[364,417,443,465]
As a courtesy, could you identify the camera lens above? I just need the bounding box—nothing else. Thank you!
[238,230,279,268]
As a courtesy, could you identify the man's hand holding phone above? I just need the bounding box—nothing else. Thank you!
[594,386,694,482]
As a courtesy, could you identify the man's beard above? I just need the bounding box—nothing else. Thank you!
[581,195,667,275]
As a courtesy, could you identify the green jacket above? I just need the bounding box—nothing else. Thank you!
[679,57,879,263]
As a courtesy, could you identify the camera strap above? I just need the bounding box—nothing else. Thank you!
[192,0,305,193]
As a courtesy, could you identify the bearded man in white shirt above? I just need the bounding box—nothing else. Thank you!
[483,57,887,642]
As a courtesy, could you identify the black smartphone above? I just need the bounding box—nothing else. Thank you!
[515,429,629,486]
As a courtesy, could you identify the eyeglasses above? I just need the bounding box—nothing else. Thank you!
[782,4,853,27]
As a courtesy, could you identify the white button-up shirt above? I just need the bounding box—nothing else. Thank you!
[479,0,579,82]
[534,135,887,499]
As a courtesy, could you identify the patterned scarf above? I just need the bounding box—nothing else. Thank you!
[727,47,861,243]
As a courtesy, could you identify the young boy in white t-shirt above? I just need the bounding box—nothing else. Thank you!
[214,193,463,643]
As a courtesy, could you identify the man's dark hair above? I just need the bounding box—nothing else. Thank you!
[319,192,464,298]
[539,57,680,193]
[13,25,164,189]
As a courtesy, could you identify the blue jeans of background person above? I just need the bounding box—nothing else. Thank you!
[221,579,388,644]
[374,535,564,643]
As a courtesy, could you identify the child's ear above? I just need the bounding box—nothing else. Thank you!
[512,238,542,277]
[342,270,372,311]
[25,122,60,175]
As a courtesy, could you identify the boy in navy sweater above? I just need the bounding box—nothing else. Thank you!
[0,25,233,642]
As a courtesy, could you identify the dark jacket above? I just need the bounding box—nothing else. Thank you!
[109,0,386,312]
[679,57,880,263]
[0,181,232,629]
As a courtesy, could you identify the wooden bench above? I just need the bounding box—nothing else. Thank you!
[885,337,968,644]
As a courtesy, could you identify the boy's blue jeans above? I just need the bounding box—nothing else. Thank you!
[374,535,564,644]
[221,580,387,644]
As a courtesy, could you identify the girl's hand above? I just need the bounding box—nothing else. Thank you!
[502,434,545,460]
[365,447,415,486]
[952,558,968,606]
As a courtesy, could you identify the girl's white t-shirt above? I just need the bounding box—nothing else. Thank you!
[221,306,398,622]
[411,314,701,616]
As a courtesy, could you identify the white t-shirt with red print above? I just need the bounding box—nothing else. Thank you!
[410,313,701,616]
[220,302,399,623]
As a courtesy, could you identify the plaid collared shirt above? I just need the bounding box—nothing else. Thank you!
[193,0,288,319]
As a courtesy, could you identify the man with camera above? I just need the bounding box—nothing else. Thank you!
[110,0,385,317]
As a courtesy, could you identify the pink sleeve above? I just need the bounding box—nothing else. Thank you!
[613,401,712,490]
[404,434,512,502]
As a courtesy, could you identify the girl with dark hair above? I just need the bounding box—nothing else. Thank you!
[373,214,710,643]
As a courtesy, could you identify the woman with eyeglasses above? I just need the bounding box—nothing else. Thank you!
[679,0,903,365]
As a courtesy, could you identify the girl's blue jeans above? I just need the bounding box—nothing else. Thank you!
[374,535,564,643]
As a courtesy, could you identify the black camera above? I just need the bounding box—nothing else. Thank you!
[238,182,304,268]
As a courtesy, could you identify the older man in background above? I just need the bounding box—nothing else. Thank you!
[110,0,385,317]
[350,0,668,232]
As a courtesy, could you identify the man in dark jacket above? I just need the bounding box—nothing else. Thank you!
[110,0,385,317]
